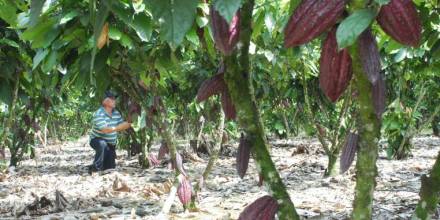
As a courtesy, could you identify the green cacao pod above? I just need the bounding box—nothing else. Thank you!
[340,132,359,174]
[284,0,346,48]
[236,133,251,179]
[238,195,279,220]
[210,7,240,55]
[377,0,422,47]
[319,27,352,102]
[177,176,192,206]
[358,28,381,85]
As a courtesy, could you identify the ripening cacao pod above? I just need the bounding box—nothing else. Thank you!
[148,154,160,167]
[177,176,192,206]
[158,141,169,160]
[377,0,421,47]
[196,73,227,103]
[372,75,386,119]
[284,0,346,48]
[238,195,279,220]
[358,28,381,85]
[210,7,240,55]
[236,133,251,178]
[340,132,359,174]
[97,22,109,49]
[221,90,236,120]
[319,27,353,102]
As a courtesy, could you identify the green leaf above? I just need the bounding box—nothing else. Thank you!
[90,1,109,75]
[41,50,57,73]
[336,9,376,50]
[148,0,198,47]
[212,0,243,23]
[0,0,17,26]
[60,10,79,25]
[33,49,49,70]
[0,38,19,48]
[0,80,12,106]
[107,1,152,42]
[108,26,122,40]
[375,0,390,6]
[21,18,60,48]
[29,0,45,27]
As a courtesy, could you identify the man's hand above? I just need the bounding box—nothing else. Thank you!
[99,122,131,134]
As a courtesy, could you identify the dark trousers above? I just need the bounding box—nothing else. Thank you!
[90,138,116,170]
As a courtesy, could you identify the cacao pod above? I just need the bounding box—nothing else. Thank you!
[177,176,192,206]
[210,7,240,55]
[174,152,187,176]
[358,28,381,85]
[196,73,226,103]
[148,154,160,167]
[238,195,279,220]
[221,90,236,120]
[236,133,251,178]
[97,22,109,49]
[158,141,169,160]
[372,75,386,119]
[319,27,353,102]
[340,132,359,174]
[377,0,422,47]
[284,0,346,48]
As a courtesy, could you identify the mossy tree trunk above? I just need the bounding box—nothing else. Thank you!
[350,39,381,220]
[222,0,299,219]
[413,151,440,219]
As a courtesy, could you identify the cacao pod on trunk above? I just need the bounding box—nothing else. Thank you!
[174,152,187,176]
[372,75,386,119]
[319,27,353,102]
[158,141,169,160]
[358,28,381,85]
[377,0,422,47]
[221,90,236,120]
[284,0,346,48]
[196,73,226,103]
[177,176,192,206]
[238,195,279,220]
[340,132,359,174]
[236,133,251,178]
[210,7,240,55]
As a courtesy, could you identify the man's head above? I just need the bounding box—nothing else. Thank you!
[102,91,117,109]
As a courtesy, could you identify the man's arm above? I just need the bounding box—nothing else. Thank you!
[99,122,131,133]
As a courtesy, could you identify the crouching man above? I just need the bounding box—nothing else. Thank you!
[89,91,131,174]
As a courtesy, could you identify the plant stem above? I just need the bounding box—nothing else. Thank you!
[0,73,20,162]
[413,150,440,219]
[223,0,299,219]
[350,42,381,220]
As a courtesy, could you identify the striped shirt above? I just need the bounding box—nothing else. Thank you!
[89,107,124,145]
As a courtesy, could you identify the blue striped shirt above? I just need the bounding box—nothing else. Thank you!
[89,107,124,145]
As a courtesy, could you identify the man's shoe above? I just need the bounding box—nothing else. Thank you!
[88,165,98,175]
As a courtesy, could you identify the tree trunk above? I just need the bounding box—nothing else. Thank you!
[413,151,440,219]
[324,151,339,177]
[350,38,381,220]
[190,109,225,209]
[222,1,299,219]
[0,73,20,161]
[432,116,439,136]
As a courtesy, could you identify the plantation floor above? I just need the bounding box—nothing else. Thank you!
[0,135,439,220]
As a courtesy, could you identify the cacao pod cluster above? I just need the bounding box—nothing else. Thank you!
[283,0,421,115]
[238,195,279,220]
[210,7,240,56]
[196,63,236,120]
